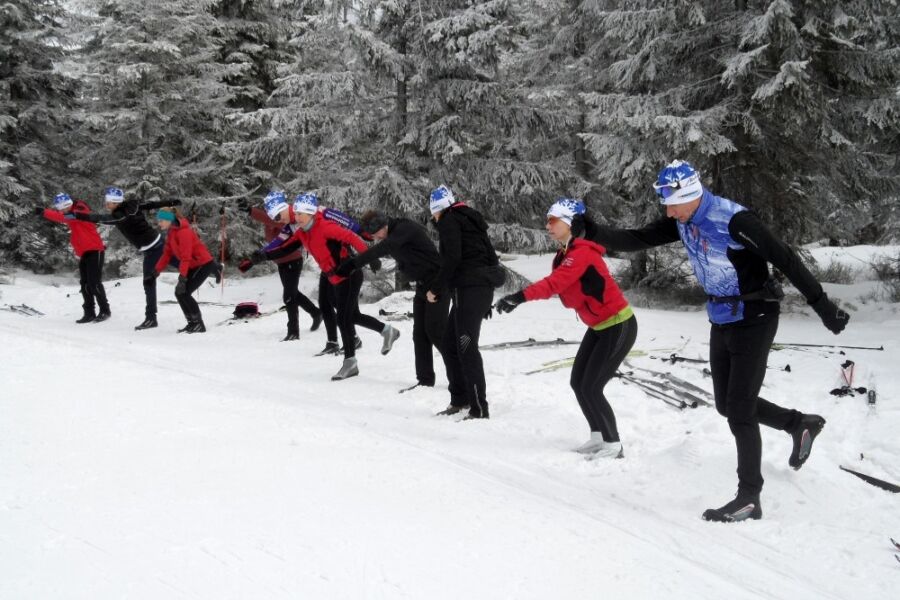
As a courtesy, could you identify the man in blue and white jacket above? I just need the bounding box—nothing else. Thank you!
[586,160,849,522]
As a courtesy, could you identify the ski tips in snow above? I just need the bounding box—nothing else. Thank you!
[839,465,900,493]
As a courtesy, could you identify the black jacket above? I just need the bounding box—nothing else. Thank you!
[74,199,167,250]
[351,218,442,289]
[431,203,502,292]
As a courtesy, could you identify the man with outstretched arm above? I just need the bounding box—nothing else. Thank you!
[585,160,849,522]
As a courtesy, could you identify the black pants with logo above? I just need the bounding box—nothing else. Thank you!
[709,314,801,496]
[443,285,493,417]
[79,250,109,316]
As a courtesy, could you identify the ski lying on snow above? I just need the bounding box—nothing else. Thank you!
[480,338,580,351]
[215,307,285,326]
[838,465,900,493]
[1,303,44,316]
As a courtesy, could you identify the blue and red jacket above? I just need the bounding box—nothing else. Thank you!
[524,238,629,327]
[42,201,105,257]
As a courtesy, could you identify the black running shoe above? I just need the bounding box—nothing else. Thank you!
[76,313,96,324]
[135,317,158,330]
[93,311,111,323]
[789,414,826,470]
[315,341,341,356]
[282,332,300,342]
[702,493,762,523]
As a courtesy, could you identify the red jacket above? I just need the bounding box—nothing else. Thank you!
[524,238,629,327]
[249,207,302,264]
[155,218,214,277]
[288,213,368,285]
[43,202,105,257]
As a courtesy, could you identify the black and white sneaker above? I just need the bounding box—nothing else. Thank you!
[76,313,96,324]
[315,341,341,356]
[135,317,158,330]
[435,404,468,416]
[282,331,300,342]
[331,357,359,381]
[92,311,111,323]
[789,414,826,470]
[702,493,762,523]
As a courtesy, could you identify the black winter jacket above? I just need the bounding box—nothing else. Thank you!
[431,203,502,293]
[74,199,168,250]
[350,218,442,290]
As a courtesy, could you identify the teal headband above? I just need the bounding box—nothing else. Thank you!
[157,209,176,222]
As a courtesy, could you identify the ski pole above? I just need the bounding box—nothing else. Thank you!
[774,342,883,351]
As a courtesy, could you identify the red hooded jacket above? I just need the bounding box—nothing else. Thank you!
[155,218,213,277]
[523,238,629,327]
[287,213,368,285]
[43,201,105,257]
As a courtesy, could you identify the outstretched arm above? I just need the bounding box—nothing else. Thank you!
[586,215,680,252]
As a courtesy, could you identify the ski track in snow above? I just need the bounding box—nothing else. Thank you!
[1,260,898,600]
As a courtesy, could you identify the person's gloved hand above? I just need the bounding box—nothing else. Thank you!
[238,258,254,273]
[370,258,382,274]
[483,306,493,320]
[249,249,266,264]
[809,293,849,334]
[335,260,356,277]
[495,291,526,314]
[175,276,187,296]
[34,206,45,216]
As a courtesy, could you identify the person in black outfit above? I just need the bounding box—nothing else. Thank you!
[586,160,849,522]
[427,185,505,419]
[72,187,182,330]
[335,210,453,390]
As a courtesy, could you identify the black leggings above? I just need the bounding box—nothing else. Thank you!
[412,285,450,386]
[569,316,637,442]
[79,250,109,315]
[142,240,164,318]
[319,272,338,342]
[443,285,494,417]
[175,261,218,321]
[332,269,385,359]
[710,315,801,496]
[278,260,319,334]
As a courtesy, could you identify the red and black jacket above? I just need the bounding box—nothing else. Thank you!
[42,201,105,257]
[287,213,368,285]
[524,238,629,327]
[155,218,214,277]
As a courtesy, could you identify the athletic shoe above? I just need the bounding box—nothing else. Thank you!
[186,321,206,334]
[789,414,826,470]
[282,332,300,342]
[435,404,468,416]
[135,317,158,330]
[574,433,606,454]
[315,341,341,356]
[76,313,96,324]
[93,311,111,323]
[331,357,359,381]
[702,492,762,523]
[583,441,625,460]
[380,325,400,355]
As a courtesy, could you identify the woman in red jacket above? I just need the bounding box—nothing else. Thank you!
[496,199,637,459]
[42,193,111,323]
[154,207,219,333]
[286,193,399,381]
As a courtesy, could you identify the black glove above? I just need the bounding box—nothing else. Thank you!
[170,199,183,207]
[34,206,45,216]
[809,293,849,334]
[370,258,382,273]
[238,258,254,273]
[495,291,526,314]
[249,249,266,265]
[335,260,356,277]
[175,276,187,296]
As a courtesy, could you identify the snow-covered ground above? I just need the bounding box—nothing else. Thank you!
[1,248,898,600]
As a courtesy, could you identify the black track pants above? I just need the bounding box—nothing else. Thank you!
[709,315,801,496]
[278,260,319,334]
[442,285,493,417]
[333,269,385,359]
[79,250,109,316]
[142,240,164,318]
[175,261,218,322]
[569,316,637,442]
[318,272,338,342]
[412,286,450,386]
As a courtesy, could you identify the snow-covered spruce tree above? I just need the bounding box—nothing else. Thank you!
[349,0,569,247]
[68,0,238,271]
[0,1,82,271]
[579,0,900,246]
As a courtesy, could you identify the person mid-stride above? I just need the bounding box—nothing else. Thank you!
[496,198,636,460]
[585,159,849,522]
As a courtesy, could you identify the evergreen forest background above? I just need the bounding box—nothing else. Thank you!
[2,0,898,289]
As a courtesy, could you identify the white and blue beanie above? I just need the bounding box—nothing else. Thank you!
[293,192,319,215]
[429,185,455,215]
[547,198,586,226]
[53,193,73,210]
[653,160,703,205]
[104,186,125,204]
[264,190,289,220]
